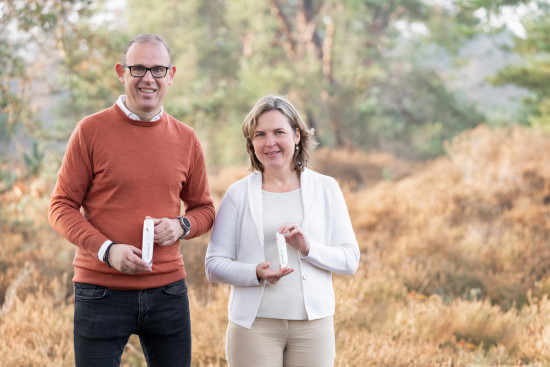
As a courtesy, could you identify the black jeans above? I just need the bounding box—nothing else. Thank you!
[73,279,191,367]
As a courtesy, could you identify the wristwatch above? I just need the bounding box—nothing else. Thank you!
[177,216,191,239]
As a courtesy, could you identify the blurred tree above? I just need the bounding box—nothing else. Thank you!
[116,0,491,162]
[489,1,550,130]
[230,0,488,159]
[39,0,526,164]
[317,0,487,158]
[0,0,102,181]
[52,1,128,138]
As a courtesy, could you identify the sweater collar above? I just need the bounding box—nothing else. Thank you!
[113,102,166,127]
[116,95,164,122]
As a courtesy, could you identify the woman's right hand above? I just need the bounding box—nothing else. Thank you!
[256,262,294,285]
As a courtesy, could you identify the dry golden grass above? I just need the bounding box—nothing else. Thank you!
[2,125,550,366]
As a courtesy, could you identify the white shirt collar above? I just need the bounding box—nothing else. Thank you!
[116,95,163,121]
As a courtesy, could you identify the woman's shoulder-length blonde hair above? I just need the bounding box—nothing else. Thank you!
[241,94,318,173]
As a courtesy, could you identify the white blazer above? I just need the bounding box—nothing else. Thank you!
[205,168,360,329]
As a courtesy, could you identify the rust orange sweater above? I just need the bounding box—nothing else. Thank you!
[49,104,215,289]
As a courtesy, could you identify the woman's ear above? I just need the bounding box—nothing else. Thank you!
[294,128,301,145]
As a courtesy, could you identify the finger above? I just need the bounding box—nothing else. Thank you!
[129,246,143,256]
[278,222,293,234]
[158,233,177,246]
[288,224,301,235]
[154,219,168,234]
[147,216,162,225]
[125,254,152,272]
[126,250,149,265]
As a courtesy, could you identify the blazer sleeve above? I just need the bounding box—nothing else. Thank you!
[205,189,262,287]
[301,178,360,275]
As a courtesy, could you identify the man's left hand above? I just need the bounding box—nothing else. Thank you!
[146,216,183,246]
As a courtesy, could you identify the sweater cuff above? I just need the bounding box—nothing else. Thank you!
[98,240,113,261]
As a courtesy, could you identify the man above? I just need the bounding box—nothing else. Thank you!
[48,33,215,366]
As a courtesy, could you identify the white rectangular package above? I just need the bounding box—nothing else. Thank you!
[142,219,154,266]
[276,232,289,268]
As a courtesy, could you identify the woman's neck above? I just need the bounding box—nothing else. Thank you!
[261,168,301,193]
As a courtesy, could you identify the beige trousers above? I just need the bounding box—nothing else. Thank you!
[225,316,335,367]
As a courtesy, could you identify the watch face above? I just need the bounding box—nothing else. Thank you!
[179,216,190,230]
[182,217,190,229]
[178,216,191,239]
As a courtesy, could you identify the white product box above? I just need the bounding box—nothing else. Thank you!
[142,219,154,266]
[276,232,289,268]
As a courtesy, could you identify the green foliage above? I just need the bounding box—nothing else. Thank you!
[0,0,100,154]
[5,0,544,165]
[23,141,45,178]
[489,1,550,129]
[0,23,29,149]
[81,0,486,162]
[0,165,18,194]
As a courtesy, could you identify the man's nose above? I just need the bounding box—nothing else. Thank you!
[142,69,155,81]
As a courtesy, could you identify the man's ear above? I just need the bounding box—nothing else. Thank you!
[167,65,176,85]
[115,64,126,83]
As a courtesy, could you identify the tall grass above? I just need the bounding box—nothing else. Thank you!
[1,125,550,366]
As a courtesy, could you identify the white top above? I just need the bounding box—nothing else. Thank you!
[257,189,307,320]
[205,169,360,329]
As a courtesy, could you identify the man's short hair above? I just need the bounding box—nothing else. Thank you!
[122,33,172,65]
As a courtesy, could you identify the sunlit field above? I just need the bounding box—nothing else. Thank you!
[1,125,550,366]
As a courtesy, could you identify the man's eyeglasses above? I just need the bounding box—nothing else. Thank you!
[123,64,171,78]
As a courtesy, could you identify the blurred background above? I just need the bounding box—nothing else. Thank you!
[1,0,550,366]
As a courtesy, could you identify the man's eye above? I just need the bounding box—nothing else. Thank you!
[133,67,146,73]
[152,67,165,73]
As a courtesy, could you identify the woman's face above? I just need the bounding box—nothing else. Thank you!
[252,110,300,173]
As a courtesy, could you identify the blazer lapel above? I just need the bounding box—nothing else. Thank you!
[300,169,316,230]
[247,172,265,247]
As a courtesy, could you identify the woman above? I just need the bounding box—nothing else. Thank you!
[205,94,360,367]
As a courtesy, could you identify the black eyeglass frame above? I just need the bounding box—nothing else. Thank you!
[123,64,172,78]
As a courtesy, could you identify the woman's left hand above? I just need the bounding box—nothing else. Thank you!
[279,223,310,256]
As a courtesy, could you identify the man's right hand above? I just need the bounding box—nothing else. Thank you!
[108,244,152,274]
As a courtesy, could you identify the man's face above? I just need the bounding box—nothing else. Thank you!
[116,41,175,120]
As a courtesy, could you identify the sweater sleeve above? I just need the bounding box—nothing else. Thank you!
[301,178,360,275]
[48,123,109,255]
[179,133,215,238]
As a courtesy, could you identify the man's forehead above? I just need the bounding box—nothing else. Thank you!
[126,41,170,64]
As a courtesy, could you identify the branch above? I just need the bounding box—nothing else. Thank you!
[0,262,35,318]
[270,0,297,59]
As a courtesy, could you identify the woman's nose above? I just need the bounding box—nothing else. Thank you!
[265,134,276,146]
